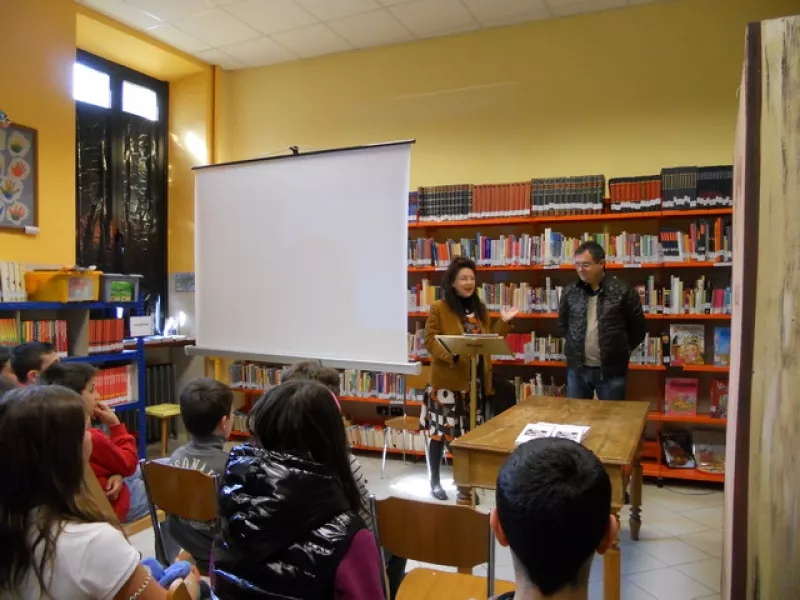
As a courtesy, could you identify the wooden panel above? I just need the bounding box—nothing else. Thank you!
[396,568,515,600]
[744,16,800,600]
[724,21,762,600]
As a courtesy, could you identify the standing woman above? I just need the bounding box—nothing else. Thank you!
[422,257,519,500]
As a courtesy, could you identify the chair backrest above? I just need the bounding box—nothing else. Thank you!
[166,580,192,600]
[372,495,490,570]
[140,460,218,522]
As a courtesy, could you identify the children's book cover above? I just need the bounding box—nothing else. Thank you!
[670,324,705,366]
[710,379,728,419]
[665,378,698,416]
[714,327,731,366]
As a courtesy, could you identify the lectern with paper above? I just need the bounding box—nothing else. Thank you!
[435,334,512,430]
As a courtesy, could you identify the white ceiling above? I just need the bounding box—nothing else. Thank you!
[77,0,664,71]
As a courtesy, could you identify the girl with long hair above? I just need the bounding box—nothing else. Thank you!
[212,379,383,600]
[422,256,519,500]
[0,385,201,599]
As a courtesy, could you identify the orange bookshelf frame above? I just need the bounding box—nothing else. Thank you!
[408,261,732,273]
[410,311,730,321]
[408,208,733,229]
[648,411,727,425]
[681,365,731,373]
[339,395,424,407]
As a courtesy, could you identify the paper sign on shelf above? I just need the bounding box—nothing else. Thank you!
[129,315,154,338]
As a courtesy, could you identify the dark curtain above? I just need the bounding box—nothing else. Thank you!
[76,98,167,326]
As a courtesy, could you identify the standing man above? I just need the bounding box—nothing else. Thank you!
[558,241,646,400]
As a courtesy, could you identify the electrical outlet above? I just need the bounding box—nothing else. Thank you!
[376,406,389,416]
[390,407,404,417]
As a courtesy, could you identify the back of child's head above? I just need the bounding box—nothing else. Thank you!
[281,360,340,395]
[38,361,97,395]
[179,378,234,438]
[495,438,612,596]
[11,342,57,383]
[0,385,106,591]
[249,380,361,512]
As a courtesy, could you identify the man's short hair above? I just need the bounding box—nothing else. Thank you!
[281,360,340,395]
[11,342,56,382]
[179,378,234,438]
[496,438,611,596]
[38,362,97,395]
[575,241,606,263]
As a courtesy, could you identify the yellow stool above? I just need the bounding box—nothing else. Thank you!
[145,404,182,456]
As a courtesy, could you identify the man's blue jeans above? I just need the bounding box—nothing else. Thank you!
[567,366,627,400]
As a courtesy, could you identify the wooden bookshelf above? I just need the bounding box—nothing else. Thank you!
[339,395,423,407]
[648,411,727,425]
[681,365,731,373]
[410,311,730,321]
[408,261,732,274]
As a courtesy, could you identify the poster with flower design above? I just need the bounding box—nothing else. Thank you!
[0,122,37,229]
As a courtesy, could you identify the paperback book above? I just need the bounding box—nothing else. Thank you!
[665,378,698,416]
[670,324,705,366]
[515,421,591,445]
[714,327,731,366]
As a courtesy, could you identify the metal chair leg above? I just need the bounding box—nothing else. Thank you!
[423,434,431,481]
[487,527,496,598]
[381,427,389,479]
[401,429,407,465]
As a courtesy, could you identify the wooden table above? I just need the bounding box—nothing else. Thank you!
[451,396,649,600]
[397,568,516,600]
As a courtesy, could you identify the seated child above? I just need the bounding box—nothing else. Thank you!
[11,341,59,385]
[164,377,234,570]
[281,359,408,600]
[490,437,618,600]
[39,362,149,523]
[213,380,384,600]
[0,385,202,599]
[0,346,17,383]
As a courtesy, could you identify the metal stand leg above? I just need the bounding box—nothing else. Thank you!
[381,427,389,479]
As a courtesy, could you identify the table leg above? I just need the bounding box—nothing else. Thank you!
[160,419,168,457]
[630,446,643,541]
[457,485,473,506]
[604,505,622,600]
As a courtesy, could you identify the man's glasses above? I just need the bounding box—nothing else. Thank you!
[574,262,597,270]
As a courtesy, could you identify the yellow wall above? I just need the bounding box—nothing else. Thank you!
[219,0,800,186]
[0,0,76,264]
[169,69,214,273]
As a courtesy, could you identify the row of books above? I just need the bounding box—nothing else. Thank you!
[518,374,566,398]
[665,378,728,418]
[345,423,427,453]
[408,278,563,314]
[609,176,662,213]
[408,223,731,268]
[630,334,664,366]
[97,365,137,407]
[0,319,69,357]
[340,369,425,402]
[631,326,730,367]
[406,166,733,223]
[495,333,566,363]
[229,362,282,390]
[531,175,606,216]
[0,261,27,302]
[637,276,732,315]
[89,319,125,354]
[662,166,733,210]
[232,411,249,434]
[661,429,725,474]
[660,218,732,262]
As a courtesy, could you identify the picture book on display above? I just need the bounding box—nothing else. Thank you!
[710,380,729,419]
[714,327,731,366]
[693,430,726,475]
[670,324,705,366]
[665,378,698,416]
[661,430,696,469]
[515,422,591,445]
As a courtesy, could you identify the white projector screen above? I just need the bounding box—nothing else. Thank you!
[191,142,418,374]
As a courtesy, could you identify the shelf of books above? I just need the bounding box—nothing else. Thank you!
[0,293,150,458]
[407,167,731,485]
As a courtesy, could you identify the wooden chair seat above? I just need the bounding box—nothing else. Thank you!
[397,568,515,600]
[385,415,422,431]
[123,510,164,536]
[166,580,192,600]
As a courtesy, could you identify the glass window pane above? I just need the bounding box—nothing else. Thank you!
[122,81,159,121]
[73,63,111,109]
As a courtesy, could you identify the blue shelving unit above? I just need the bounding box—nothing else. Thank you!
[0,300,149,458]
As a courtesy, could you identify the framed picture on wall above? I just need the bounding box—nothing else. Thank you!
[0,122,38,229]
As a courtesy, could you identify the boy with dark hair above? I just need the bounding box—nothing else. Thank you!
[11,342,59,385]
[38,362,148,523]
[490,437,618,600]
[165,378,234,570]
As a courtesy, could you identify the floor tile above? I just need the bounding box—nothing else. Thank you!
[676,558,722,593]
[588,578,657,599]
[628,567,714,600]
[645,511,715,537]
[589,545,668,582]
[695,595,721,600]
[682,506,725,530]
[682,529,723,558]
[635,535,712,567]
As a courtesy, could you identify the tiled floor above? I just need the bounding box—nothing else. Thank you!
[131,452,724,600]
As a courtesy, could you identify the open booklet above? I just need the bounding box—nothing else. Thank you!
[515,422,591,445]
